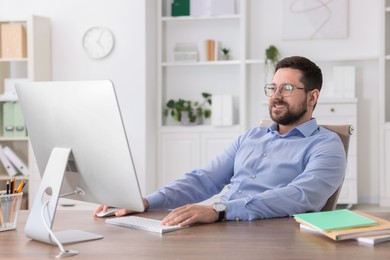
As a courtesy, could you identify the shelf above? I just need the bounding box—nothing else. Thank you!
[162,60,240,67]
[0,58,28,62]
[0,136,29,141]
[0,175,26,181]
[161,14,240,22]
[159,124,241,133]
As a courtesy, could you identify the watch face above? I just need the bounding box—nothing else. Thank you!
[83,27,114,59]
[214,202,226,211]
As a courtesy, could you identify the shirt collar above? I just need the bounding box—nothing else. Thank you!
[267,118,319,137]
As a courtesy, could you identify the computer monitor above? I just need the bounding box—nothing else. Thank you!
[16,80,145,246]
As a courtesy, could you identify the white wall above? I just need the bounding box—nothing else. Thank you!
[0,0,157,194]
[0,0,383,203]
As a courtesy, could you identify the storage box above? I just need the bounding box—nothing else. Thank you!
[191,0,236,17]
[173,42,198,62]
[0,23,27,58]
[172,0,190,17]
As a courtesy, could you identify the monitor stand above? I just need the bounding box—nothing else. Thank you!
[25,147,103,247]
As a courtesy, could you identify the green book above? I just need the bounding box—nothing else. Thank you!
[293,209,378,231]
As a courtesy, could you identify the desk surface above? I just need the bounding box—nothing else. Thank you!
[2,210,390,259]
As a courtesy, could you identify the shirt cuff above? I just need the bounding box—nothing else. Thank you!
[225,199,249,221]
[145,191,166,210]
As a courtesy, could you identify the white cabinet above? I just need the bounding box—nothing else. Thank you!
[379,1,390,206]
[0,16,51,209]
[158,127,239,186]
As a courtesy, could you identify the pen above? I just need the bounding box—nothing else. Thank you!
[10,178,15,194]
[6,181,10,194]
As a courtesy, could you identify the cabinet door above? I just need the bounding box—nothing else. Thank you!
[200,132,239,166]
[158,133,200,187]
[382,128,390,203]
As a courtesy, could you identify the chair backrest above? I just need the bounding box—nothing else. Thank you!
[259,120,353,211]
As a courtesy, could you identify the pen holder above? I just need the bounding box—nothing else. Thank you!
[0,192,23,232]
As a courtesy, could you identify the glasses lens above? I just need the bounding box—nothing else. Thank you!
[264,84,275,97]
[281,84,293,97]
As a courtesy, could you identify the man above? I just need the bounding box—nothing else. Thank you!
[94,56,346,226]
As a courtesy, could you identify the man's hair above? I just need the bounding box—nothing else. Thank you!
[274,56,323,92]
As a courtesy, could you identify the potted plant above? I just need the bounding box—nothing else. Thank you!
[221,48,230,60]
[164,92,212,125]
[264,45,280,83]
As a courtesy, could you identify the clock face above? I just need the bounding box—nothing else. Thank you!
[82,27,114,59]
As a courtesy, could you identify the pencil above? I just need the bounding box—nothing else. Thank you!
[0,206,4,228]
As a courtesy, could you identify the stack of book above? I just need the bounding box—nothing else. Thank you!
[294,209,390,245]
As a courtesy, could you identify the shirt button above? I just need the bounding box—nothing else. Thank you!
[262,153,267,157]
[238,190,243,194]
[251,175,256,179]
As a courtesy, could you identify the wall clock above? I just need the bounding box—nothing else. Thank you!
[82,26,115,59]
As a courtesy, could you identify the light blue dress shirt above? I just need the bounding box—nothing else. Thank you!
[146,119,346,220]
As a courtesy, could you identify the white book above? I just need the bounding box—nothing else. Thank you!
[0,145,18,177]
[3,146,29,176]
[356,234,390,245]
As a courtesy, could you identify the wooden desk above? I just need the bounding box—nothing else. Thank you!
[1,210,390,259]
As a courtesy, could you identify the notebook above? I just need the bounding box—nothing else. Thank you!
[293,209,378,232]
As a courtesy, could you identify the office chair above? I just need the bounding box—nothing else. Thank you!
[259,120,353,212]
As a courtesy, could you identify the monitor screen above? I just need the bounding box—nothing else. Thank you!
[16,80,145,245]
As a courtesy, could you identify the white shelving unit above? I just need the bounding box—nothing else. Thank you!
[380,0,390,206]
[157,0,247,186]
[0,16,51,209]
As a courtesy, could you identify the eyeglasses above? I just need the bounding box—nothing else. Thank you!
[264,83,305,97]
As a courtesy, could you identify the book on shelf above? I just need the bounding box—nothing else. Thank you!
[204,39,220,61]
[298,211,390,241]
[293,209,378,231]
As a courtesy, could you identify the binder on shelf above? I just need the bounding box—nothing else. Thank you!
[3,102,15,137]
[12,102,27,137]
[2,102,27,137]
[0,145,17,177]
[3,146,29,176]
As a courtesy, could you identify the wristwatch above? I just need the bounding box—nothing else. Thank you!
[212,202,227,222]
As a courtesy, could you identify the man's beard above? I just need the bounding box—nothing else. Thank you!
[269,98,308,125]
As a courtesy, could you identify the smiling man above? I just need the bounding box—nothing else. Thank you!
[95,56,346,227]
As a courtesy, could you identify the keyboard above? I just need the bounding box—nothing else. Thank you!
[105,216,187,234]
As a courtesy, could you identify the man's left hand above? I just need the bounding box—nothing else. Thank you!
[161,204,219,226]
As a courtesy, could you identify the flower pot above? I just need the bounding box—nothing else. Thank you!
[180,111,202,126]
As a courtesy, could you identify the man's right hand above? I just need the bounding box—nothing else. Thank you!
[93,198,149,217]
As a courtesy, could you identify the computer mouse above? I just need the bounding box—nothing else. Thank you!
[96,208,119,218]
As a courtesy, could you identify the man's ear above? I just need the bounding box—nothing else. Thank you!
[309,89,320,107]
